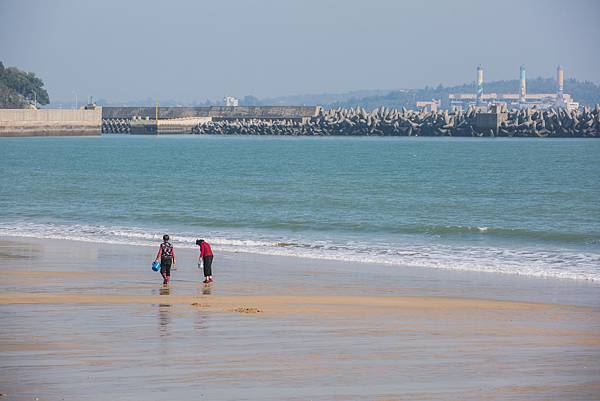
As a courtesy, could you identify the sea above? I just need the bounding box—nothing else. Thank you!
[1,135,599,281]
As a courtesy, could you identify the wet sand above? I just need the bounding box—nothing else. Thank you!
[1,237,599,400]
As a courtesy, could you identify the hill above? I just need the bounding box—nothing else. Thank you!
[0,62,50,108]
[323,78,600,109]
[231,78,600,109]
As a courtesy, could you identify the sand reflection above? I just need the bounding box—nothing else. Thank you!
[153,286,171,336]
[201,284,212,295]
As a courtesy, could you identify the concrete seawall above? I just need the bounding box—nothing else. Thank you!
[102,107,210,119]
[101,106,319,120]
[0,109,102,137]
[129,117,213,135]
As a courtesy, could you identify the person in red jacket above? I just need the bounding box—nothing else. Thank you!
[156,234,176,285]
[196,239,214,283]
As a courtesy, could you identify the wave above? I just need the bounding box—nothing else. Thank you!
[410,224,599,244]
[140,217,599,245]
[0,221,598,281]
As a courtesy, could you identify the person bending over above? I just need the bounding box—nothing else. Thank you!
[196,239,214,283]
[156,234,176,285]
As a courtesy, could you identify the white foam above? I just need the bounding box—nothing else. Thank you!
[0,221,598,281]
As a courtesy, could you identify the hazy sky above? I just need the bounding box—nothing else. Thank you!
[1,0,599,103]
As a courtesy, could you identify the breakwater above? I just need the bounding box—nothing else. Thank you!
[192,105,600,137]
[0,109,101,137]
[101,106,318,133]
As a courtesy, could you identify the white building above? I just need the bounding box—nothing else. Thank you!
[224,96,239,107]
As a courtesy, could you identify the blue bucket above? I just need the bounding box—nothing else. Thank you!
[152,261,160,272]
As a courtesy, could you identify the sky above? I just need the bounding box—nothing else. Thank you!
[1,0,599,103]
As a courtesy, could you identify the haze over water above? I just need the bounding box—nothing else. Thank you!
[1,136,599,280]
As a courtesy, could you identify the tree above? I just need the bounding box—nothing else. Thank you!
[0,61,50,108]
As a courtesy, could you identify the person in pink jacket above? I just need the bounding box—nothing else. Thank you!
[196,239,214,283]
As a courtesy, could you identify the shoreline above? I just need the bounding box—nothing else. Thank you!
[2,235,599,307]
[2,218,599,283]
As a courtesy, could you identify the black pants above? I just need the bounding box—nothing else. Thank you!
[203,255,213,276]
[161,256,172,277]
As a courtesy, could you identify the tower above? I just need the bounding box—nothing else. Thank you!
[476,65,484,107]
[519,65,526,106]
[554,65,566,107]
[557,65,564,95]
[556,65,565,107]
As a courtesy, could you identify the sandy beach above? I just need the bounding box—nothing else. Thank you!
[1,237,599,400]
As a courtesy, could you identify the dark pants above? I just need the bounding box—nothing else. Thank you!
[203,255,213,276]
[161,256,172,278]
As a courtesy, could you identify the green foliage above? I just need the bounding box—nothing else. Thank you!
[0,61,50,108]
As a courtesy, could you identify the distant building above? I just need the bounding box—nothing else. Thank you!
[449,65,579,111]
[449,93,578,111]
[224,96,239,107]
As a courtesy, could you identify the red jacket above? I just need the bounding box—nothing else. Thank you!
[199,241,213,257]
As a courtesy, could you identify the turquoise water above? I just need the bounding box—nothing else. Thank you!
[1,135,599,280]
